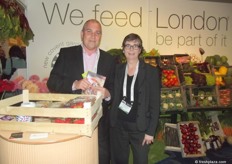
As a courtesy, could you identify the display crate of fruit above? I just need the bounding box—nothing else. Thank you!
[161,65,184,88]
[182,62,215,87]
[164,123,181,152]
[0,92,103,137]
[217,88,232,107]
[143,56,160,67]
[174,54,190,65]
[184,85,219,109]
[159,55,175,67]
[177,121,206,158]
[160,86,186,113]
[212,66,232,87]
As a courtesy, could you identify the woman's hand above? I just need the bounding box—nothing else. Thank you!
[92,86,110,99]
[142,134,154,146]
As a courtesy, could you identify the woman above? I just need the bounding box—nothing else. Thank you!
[2,45,26,80]
[110,33,161,164]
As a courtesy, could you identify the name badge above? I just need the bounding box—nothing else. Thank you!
[119,99,132,114]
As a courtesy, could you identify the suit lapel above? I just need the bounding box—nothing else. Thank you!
[76,46,84,75]
[138,61,145,89]
[117,64,126,88]
[97,53,104,75]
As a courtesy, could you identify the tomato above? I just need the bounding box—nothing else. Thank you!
[64,118,72,123]
[73,118,85,124]
[169,70,174,74]
[162,70,167,74]
[70,102,84,108]
[54,118,65,123]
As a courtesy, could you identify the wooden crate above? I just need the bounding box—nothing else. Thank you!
[217,88,232,107]
[177,121,206,158]
[160,86,186,113]
[184,85,219,109]
[174,54,190,65]
[164,123,181,152]
[0,93,103,137]
[143,56,160,67]
[161,65,185,88]
[159,55,175,67]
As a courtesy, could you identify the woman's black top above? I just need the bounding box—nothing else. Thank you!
[117,75,139,122]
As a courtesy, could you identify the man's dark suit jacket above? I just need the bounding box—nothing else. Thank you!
[47,45,115,106]
[110,60,161,136]
[47,45,115,164]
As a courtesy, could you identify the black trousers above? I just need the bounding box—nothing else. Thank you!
[98,109,111,164]
[110,121,149,164]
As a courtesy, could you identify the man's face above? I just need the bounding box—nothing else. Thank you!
[81,21,102,52]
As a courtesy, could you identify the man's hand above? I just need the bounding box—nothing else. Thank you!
[142,134,154,146]
[73,79,91,90]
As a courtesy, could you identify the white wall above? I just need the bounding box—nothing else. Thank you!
[24,0,232,78]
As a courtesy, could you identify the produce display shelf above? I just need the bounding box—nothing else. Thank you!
[187,106,232,112]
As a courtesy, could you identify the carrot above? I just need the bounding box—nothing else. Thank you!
[223,127,232,136]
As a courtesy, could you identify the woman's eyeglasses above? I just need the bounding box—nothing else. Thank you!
[124,44,141,50]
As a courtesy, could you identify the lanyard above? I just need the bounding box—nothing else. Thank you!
[123,61,139,103]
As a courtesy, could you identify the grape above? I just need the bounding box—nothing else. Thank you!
[184,76,193,85]
[191,72,207,86]
[205,74,216,86]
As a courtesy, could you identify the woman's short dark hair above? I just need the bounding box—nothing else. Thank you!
[122,33,144,54]
[9,45,25,60]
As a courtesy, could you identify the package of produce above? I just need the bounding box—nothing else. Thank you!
[63,95,96,108]
[164,123,181,152]
[177,121,206,158]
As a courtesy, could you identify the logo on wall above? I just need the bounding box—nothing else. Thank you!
[43,41,79,69]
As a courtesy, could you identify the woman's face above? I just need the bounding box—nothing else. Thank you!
[123,40,141,62]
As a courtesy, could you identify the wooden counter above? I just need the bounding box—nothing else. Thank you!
[0,128,98,164]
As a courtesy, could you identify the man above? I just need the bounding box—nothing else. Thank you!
[47,19,115,164]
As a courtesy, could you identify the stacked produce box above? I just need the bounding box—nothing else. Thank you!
[160,87,186,113]
[160,63,186,113]
[185,85,219,109]
[164,121,206,158]
[143,54,186,113]
[0,93,103,137]
[174,55,225,109]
